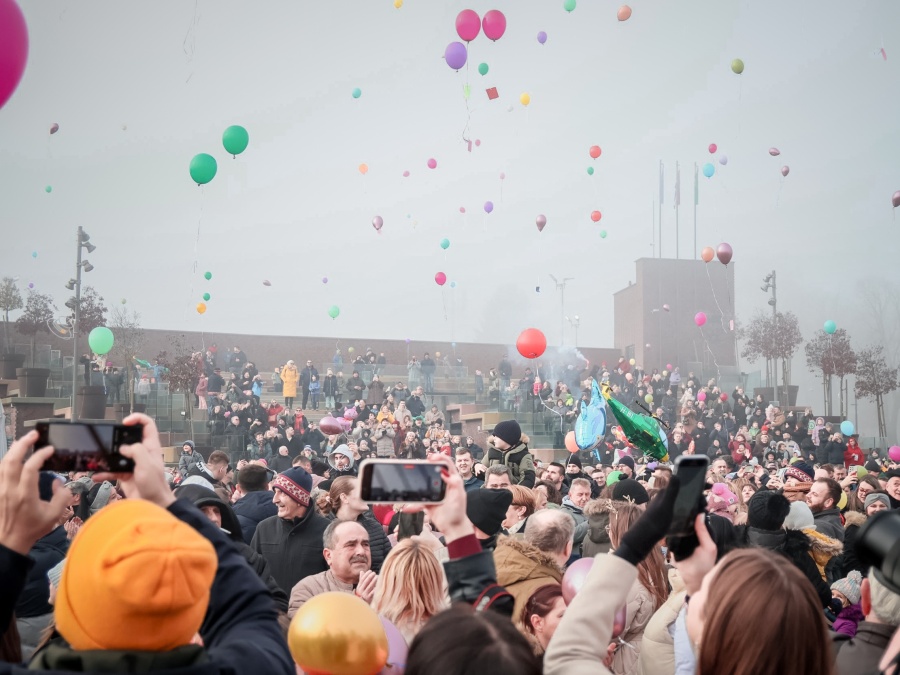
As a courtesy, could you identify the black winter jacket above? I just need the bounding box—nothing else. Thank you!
[232,490,278,544]
[251,508,330,595]
[15,526,67,618]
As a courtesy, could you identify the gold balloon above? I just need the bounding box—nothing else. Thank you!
[288,593,388,675]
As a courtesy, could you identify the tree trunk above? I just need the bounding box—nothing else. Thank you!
[30,337,35,368]
[3,310,9,353]
[877,394,887,439]
[826,375,833,416]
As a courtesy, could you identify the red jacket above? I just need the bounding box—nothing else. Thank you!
[731,445,752,466]
[844,441,864,468]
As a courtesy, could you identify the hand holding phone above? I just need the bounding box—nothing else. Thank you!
[667,455,709,539]
[359,459,446,504]
[36,421,143,473]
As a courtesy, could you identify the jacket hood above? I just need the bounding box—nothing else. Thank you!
[843,510,867,529]
[175,484,243,542]
[804,528,844,557]
[493,536,564,588]
[328,444,355,470]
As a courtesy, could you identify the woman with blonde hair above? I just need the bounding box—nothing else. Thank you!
[503,484,536,535]
[371,539,448,643]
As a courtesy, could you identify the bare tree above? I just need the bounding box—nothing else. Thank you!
[855,345,899,439]
[804,329,857,417]
[76,286,108,335]
[157,335,203,429]
[14,291,56,366]
[109,306,146,411]
[0,277,23,353]
[739,310,803,403]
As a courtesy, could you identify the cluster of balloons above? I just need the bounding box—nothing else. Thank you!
[197,271,213,314]
[700,243,733,265]
[445,9,507,71]
[189,125,249,185]
[88,327,115,355]
[516,328,547,359]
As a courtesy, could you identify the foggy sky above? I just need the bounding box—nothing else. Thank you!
[1,1,899,433]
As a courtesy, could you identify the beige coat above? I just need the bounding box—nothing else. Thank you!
[544,554,638,675]
[637,569,686,675]
[287,569,353,618]
[493,536,564,626]
[611,577,658,675]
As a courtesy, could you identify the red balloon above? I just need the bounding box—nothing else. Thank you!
[562,557,593,604]
[455,9,481,42]
[0,0,28,110]
[708,143,717,154]
[716,242,733,265]
[589,145,601,159]
[481,10,506,41]
[590,210,602,222]
[516,328,547,359]
[565,432,578,454]
[435,272,447,286]
[720,393,728,401]
[319,416,344,435]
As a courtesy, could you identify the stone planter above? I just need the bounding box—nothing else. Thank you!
[76,386,107,420]
[16,367,50,398]
[0,353,25,379]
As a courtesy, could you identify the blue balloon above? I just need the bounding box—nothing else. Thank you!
[575,379,608,451]
[824,320,837,335]
[840,420,855,436]
[702,163,715,178]
[450,281,457,288]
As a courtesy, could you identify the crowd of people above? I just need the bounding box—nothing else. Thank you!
[5,345,900,673]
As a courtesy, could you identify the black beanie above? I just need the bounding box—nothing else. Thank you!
[566,453,582,469]
[747,490,790,531]
[493,420,522,447]
[466,488,513,536]
[612,478,649,505]
[617,455,635,472]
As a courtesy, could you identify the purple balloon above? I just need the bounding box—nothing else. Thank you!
[444,41,468,71]
[28,282,34,289]
[322,277,328,284]
[537,31,547,44]
[484,200,494,213]
[379,618,409,675]
[893,190,900,208]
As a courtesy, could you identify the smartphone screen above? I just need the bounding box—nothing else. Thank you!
[669,455,709,536]
[35,422,141,473]
[359,459,446,503]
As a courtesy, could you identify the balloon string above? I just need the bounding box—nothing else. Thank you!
[183,0,200,84]
[461,56,472,144]
[699,326,722,383]
[186,188,204,318]
[705,264,728,334]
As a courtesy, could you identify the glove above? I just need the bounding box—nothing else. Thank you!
[614,476,680,566]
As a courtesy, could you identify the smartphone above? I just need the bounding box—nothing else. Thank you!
[669,455,710,536]
[358,459,446,504]
[34,421,143,473]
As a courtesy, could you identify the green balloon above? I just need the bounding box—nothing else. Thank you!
[204,271,212,280]
[731,58,744,74]
[440,238,450,250]
[190,153,217,185]
[478,62,489,76]
[824,320,837,335]
[328,305,340,319]
[600,230,607,239]
[587,167,594,175]
[88,326,115,355]
[45,185,52,193]
[222,125,249,157]
[203,292,211,301]
[352,87,362,99]
[563,0,576,12]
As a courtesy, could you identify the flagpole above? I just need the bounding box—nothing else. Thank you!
[658,160,664,258]
[675,161,680,260]
[652,200,656,258]
[693,162,699,260]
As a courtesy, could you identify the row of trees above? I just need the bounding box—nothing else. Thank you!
[0,277,148,408]
[738,309,899,438]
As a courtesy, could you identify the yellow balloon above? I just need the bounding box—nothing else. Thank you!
[629,358,636,366]
[394,0,402,7]
[520,92,531,106]
[288,593,388,675]
[196,302,207,315]
[358,163,369,175]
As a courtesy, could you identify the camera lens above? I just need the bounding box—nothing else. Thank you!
[857,510,900,594]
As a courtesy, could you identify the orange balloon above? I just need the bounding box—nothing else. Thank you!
[589,145,601,159]
[565,431,579,454]
[590,210,602,222]
[359,163,369,175]
[701,246,715,263]
[617,4,632,21]
[196,302,207,314]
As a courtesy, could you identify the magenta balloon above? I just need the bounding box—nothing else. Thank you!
[536,214,547,232]
[459,206,466,213]
[484,201,494,213]
[768,147,781,156]
[889,446,900,462]
[499,172,506,180]
[781,165,790,177]
[379,618,409,675]
[697,391,707,402]
[482,10,507,41]
[694,312,707,327]
[435,272,447,286]
[427,158,437,169]
[893,191,900,208]
[455,9,481,41]
[402,170,409,177]
[537,30,548,44]
[0,0,29,110]
[716,242,733,265]
[444,41,468,71]
[562,557,594,604]
[611,605,627,639]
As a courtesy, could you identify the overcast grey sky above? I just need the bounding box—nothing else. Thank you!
[2,0,899,377]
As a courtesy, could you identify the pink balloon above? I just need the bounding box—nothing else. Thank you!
[716,242,733,265]
[427,158,437,169]
[0,0,28,110]
[889,446,900,463]
[536,214,547,232]
[781,165,790,177]
[402,170,409,177]
[455,9,481,42]
[475,139,481,147]
[662,304,670,312]
[435,272,447,286]
[611,605,627,639]
[379,618,409,675]
[666,363,672,370]
[459,206,466,213]
[562,557,593,604]
[708,143,717,154]
[768,147,781,156]
[892,191,900,208]
[695,312,707,327]
[697,392,707,402]
[499,172,506,180]
[372,216,384,232]
[482,9,507,41]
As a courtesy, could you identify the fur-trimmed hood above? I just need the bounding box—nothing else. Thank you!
[804,528,844,558]
[493,536,564,587]
[843,510,867,529]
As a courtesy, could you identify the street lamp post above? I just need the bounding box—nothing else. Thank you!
[550,275,574,346]
[566,314,581,348]
[67,227,95,419]
[760,270,777,397]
